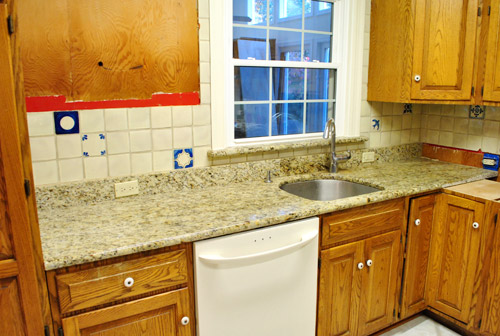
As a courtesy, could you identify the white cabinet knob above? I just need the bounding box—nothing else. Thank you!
[124,277,135,288]
[414,75,421,82]
[358,262,364,270]
[473,222,479,229]
[181,316,190,325]
[366,259,373,267]
[415,219,421,226]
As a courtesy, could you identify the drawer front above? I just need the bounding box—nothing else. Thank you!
[56,249,188,314]
[321,199,404,247]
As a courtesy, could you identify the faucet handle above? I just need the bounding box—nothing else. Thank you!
[265,170,273,183]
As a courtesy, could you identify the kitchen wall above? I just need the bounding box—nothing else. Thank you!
[32,0,489,186]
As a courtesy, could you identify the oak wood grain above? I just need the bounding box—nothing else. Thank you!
[421,143,484,168]
[482,0,500,102]
[0,278,26,336]
[321,199,404,248]
[400,194,436,319]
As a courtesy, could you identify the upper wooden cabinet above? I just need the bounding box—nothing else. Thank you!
[368,0,500,105]
[17,0,199,102]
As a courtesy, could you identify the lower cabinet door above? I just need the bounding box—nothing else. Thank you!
[317,241,363,336]
[358,230,401,336]
[62,288,192,336]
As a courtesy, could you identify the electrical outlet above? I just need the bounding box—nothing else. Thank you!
[115,180,139,198]
[362,152,375,163]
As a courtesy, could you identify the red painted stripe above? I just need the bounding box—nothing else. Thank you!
[26,92,200,112]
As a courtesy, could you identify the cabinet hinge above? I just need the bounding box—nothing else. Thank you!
[44,326,50,336]
[481,86,484,97]
[393,309,396,317]
[58,327,64,336]
[489,6,491,16]
[318,258,322,269]
[479,318,482,329]
[471,86,475,96]
[494,214,498,227]
[478,7,482,16]
[6,15,14,35]
[24,179,31,197]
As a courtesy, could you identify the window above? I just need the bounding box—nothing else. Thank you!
[210,0,365,148]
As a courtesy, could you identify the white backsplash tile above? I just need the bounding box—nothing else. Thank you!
[105,109,128,131]
[31,136,57,161]
[173,127,193,148]
[59,158,84,182]
[172,106,193,127]
[80,109,105,133]
[193,125,211,147]
[56,134,82,159]
[193,105,211,126]
[151,107,172,128]
[84,157,108,179]
[27,112,55,136]
[130,130,152,152]
[33,161,58,185]
[153,151,173,172]
[152,129,173,150]
[128,108,151,129]
[107,132,130,154]
[108,154,131,177]
[131,152,152,174]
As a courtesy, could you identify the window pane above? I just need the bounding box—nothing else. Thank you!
[270,0,303,29]
[306,102,334,133]
[235,104,270,138]
[304,33,331,62]
[233,0,267,26]
[305,1,332,32]
[270,30,302,61]
[307,69,335,100]
[233,28,267,60]
[272,103,304,135]
[235,67,270,101]
[273,68,305,100]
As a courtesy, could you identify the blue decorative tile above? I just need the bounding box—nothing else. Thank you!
[403,104,413,114]
[54,111,79,134]
[82,133,107,157]
[174,148,194,169]
[372,119,380,131]
[469,105,485,119]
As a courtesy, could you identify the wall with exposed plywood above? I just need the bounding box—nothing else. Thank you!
[18,0,199,108]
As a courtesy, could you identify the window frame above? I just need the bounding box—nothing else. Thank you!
[210,0,365,149]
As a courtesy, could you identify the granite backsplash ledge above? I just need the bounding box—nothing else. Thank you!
[35,143,422,209]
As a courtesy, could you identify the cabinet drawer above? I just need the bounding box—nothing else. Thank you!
[56,249,188,314]
[321,199,404,247]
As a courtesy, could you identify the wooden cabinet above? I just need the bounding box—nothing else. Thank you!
[48,245,195,336]
[368,0,500,105]
[0,0,50,335]
[317,199,404,336]
[426,194,484,324]
[400,194,435,319]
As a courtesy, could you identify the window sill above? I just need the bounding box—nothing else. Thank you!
[207,136,368,159]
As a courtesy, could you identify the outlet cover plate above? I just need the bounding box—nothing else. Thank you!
[115,180,139,198]
[362,152,375,163]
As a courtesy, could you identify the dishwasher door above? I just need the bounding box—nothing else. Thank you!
[194,217,319,336]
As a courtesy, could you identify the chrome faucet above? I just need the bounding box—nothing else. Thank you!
[323,118,351,173]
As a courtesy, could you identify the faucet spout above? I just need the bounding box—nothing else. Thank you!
[323,118,351,173]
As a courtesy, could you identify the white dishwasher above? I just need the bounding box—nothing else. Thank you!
[194,217,319,336]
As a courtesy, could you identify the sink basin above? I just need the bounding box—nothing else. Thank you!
[280,179,381,201]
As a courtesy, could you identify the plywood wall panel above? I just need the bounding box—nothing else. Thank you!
[17,0,72,97]
[67,0,199,102]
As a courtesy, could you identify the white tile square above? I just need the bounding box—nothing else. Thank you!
[105,109,128,131]
[194,125,211,146]
[198,0,209,18]
[390,131,401,146]
[56,134,82,159]
[107,132,130,154]
[380,132,391,146]
[200,62,211,83]
[131,152,153,174]
[33,161,58,185]
[151,106,172,128]
[153,151,173,172]
[193,147,211,168]
[173,127,193,148]
[130,130,152,152]
[58,158,84,182]
[27,112,55,136]
[400,130,411,144]
[482,137,498,153]
[84,157,108,179]
[193,105,211,125]
[199,18,210,41]
[200,83,211,104]
[152,129,173,150]
[79,109,105,132]
[200,40,210,62]
[128,108,151,129]
[439,132,453,147]
[30,136,57,161]
[108,154,131,177]
[410,129,420,143]
[82,134,107,157]
[172,106,193,127]
[427,130,439,144]
[484,121,500,138]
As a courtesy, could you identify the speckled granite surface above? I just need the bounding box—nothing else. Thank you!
[207,136,368,158]
[38,157,496,270]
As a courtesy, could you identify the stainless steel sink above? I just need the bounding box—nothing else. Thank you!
[280,179,381,201]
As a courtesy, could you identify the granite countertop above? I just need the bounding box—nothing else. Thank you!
[38,158,497,271]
